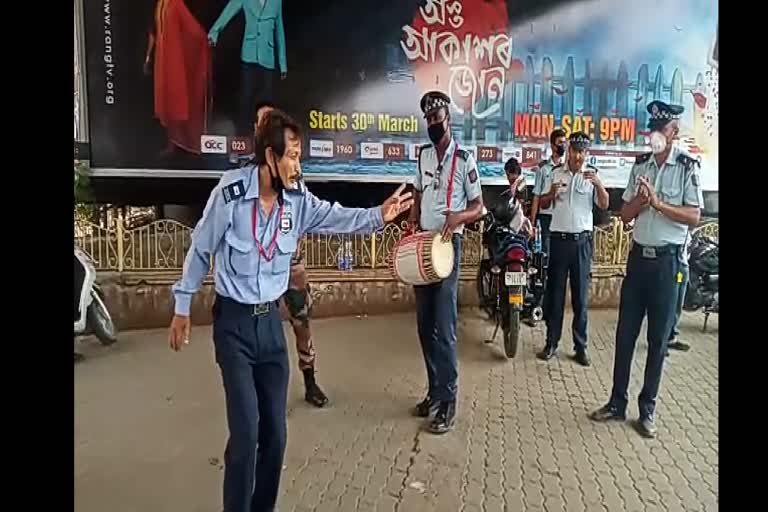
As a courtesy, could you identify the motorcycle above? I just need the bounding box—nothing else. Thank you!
[476,202,547,358]
[683,233,718,332]
[75,247,118,348]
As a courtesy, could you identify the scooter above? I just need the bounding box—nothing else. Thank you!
[75,247,117,350]
[683,234,718,332]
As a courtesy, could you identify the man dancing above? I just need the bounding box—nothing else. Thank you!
[255,102,327,407]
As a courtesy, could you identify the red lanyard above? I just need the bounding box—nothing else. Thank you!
[251,202,283,261]
[445,148,459,210]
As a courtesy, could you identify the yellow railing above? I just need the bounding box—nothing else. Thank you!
[74,215,718,274]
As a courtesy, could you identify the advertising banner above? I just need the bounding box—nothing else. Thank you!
[83,0,718,189]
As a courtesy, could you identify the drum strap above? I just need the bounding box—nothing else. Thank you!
[446,148,459,211]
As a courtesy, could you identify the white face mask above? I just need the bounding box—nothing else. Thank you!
[650,131,667,154]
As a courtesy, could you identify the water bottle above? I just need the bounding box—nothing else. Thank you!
[534,220,542,253]
[337,238,346,271]
[345,239,354,271]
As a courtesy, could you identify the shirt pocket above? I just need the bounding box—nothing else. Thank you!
[225,230,258,276]
[658,175,683,205]
[271,234,298,275]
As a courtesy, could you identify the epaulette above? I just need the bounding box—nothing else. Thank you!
[417,143,431,170]
[285,180,306,195]
[537,159,548,168]
[635,152,652,164]
[221,179,246,204]
[676,152,701,172]
[456,148,470,161]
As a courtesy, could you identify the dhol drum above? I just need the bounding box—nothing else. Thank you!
[391,231,456,285]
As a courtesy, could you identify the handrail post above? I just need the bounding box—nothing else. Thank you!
[116,210,125,272]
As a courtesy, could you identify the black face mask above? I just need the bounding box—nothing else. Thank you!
[553,143,566,157]
[427,121,446,144]
[271,155,285,202]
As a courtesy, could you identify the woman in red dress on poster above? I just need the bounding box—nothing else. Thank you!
[144,0,212,157]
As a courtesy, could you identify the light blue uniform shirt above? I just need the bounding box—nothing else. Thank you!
[622,147,703,246]
[548,164,600,233]
[532,158,561,216]
[414,138,483,234]
[172,166,383,315]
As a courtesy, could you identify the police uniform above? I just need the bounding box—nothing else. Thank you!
[595,101,702,434]
[173,166,384,512]
[532,157,558,256]
[413,91,483,430]
[541,132,602,362]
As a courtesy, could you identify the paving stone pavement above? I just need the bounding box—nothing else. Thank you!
[75,309,718,512]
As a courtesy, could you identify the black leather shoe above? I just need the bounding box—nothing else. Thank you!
[303,370,329,408]
[574,350,591,367]
[412,396,439,418]
[428,401,456,434]
[589,404,626,422]
[537,345,557,361]
[636,417,657,438]
[668,340,691,351]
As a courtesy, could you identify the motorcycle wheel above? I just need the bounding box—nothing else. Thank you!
[476,261,495,320]
[503,306,520,359]
[87,291,117,346]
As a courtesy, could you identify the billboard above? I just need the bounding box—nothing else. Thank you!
[83,0,718,189]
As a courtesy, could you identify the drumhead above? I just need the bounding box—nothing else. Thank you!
[430,235,455,278]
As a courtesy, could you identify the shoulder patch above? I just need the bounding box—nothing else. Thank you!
[676,152,701,172]
[456,148,470,161]
[468,168,478,183]
[221,180,246,204]
[635,152,652,164]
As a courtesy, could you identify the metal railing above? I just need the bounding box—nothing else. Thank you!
[74,214,718,274]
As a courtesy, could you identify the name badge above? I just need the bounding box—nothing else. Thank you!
[280,211,293,234]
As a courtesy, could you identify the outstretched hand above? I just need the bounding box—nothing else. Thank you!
[380,184,414,223]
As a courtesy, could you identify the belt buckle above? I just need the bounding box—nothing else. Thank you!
[641,247,657,259]
[252,303,270,316]
[573,233,580,241]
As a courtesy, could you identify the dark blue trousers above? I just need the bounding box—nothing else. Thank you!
[238,63,275,136]
[544,234,592,352]
[414,235,461,403]
[213,296,289,512]
[538,213,552,259]
[669,263,689,341]
[609,245,682,419]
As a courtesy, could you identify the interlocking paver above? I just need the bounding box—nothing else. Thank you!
[75,310,718,512]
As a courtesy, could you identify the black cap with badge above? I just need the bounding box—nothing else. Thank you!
[646,100,684,130]
[419,90,451,117]
[568,131,591,150]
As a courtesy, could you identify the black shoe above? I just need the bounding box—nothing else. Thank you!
[589,404,626,422]
[302,370,329,408]
[427,401,456,434]
[668,340,691,352]
[635,417,657,438]
[412,396,439,418]
[537,345,557,361]
[574,349,591,367]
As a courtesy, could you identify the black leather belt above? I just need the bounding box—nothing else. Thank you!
[551,231,592,241]
[632,243,681,259]
[216,295,278,317]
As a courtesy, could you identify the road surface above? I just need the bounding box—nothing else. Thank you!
[75,310,718,512]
